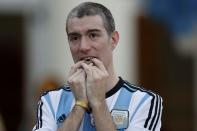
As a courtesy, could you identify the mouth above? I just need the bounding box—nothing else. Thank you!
[81,56,96,65]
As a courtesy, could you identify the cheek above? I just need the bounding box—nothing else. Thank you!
[70,50,78,63]
[99,45,113,61]
[69,45,78,59]
[70,44,78,53]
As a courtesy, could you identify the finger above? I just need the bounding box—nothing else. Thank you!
[68,69,83,84]
[68,61,84,76]
[92,65,109,78]
[92,65,104,77]
[81,62,93,77]
[91,58,106,72]
[67,68,84,84]
[92,66,101,78]
[89,62,94,66]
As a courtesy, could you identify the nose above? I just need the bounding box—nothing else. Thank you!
[79,37,91,53]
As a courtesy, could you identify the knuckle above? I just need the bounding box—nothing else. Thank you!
[95,76,102,82]
[97,60,102,65]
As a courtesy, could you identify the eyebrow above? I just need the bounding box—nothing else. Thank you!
[68,29,101,37]
[87,29,101,33]
[67,32,80,38]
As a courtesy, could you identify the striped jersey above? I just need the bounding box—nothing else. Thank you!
[33,77,163,131]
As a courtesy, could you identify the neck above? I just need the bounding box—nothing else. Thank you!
[106,63,119,93]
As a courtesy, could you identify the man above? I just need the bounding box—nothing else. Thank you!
[33,2,163,131]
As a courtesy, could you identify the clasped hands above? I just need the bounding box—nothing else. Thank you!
[67,58,109,109]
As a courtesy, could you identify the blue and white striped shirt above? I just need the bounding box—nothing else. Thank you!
[33,77,163,131]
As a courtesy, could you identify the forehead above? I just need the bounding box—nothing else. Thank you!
[67,15,106,33]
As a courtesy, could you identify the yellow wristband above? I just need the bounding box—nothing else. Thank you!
[75,100,89,110]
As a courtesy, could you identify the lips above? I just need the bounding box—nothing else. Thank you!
[81,56,96,65]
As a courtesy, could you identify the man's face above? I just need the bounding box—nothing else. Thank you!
[67,15,116,69]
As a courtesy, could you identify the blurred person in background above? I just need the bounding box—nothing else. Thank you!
[33,2,163,131]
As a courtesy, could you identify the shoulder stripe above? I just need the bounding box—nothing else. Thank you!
[144,94,155,128]
[124,81,155,97]
[148,95,159,130]
[124,81,146,91]
[123,83,137,92]
[35,101,40,129]
[152,96,162,131]
[39,101,43,128]
[35,100,43,129]
[123,80,162,130]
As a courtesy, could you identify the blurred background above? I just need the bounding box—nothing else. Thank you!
[0,0,196,131]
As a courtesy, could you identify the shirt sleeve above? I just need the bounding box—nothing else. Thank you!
[32,96,57,131]
[127,94,163,131]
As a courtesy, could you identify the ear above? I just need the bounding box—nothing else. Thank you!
[110,31,119,50]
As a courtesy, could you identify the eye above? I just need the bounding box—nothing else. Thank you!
[89,32,99,39]
[69,35,80,42]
